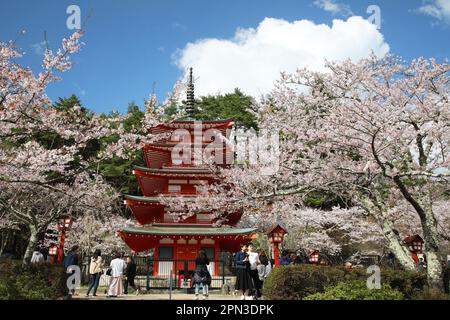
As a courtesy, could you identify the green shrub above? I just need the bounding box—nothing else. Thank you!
[304,280,404,300]
[0,259,68,300]
[263,264,427,300]
[412,288,450,300]
[381,268,427,299]
[263,264,365,300]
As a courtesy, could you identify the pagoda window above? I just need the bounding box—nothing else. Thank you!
[168,179,188,184]
[201,247,216,276]
[197,213,212,222]
[188,239,198,245]
[158,246,174,276]
[168,185,181,193]
[200,238,215,245]
[159,238,174,244]
[158,246,173,260]
[177,239,187,245]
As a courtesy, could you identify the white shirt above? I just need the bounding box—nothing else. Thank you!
[110,258,126,277]
[248,252,260,270]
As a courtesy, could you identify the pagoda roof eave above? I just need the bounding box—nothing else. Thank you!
[148,119,234,134]
[153,119,234,126]
[133,165,213,175]
[145,141,231,147]
[171,118,234,124]
[124,195,197,202]
[120,225,258,236]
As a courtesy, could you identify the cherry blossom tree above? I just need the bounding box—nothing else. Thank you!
[166,55,449,289]
[0,31,132,262]
[261,55,449,289]
[43,206,134,258]
[0,28,191,262]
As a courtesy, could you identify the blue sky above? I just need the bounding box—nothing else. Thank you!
[1,0,449,114]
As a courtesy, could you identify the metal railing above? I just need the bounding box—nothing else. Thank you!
[84,256,237,291]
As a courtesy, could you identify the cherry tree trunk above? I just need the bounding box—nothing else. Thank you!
[426,251,443,290]
[379,215,417,271]
[23,225,39,264]
[360,197,417,270]
[421,208,444,290]
[0,230,11,256]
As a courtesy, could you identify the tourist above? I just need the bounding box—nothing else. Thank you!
[289,253,298,265]
[293,252,304,264]
[235,244,254,300]
[86,249,103,297]
[63,245,79,268]
[192,250,210,300]
[279,250,291,265]
[124,256,139,295]
[63,245,79,296]
[107,252,126,297]
[257,250,272,296]
[247,244,261,299]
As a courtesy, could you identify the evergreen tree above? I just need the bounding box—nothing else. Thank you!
[191,89,258,130]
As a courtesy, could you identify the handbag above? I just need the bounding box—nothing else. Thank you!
[105,268,112,276]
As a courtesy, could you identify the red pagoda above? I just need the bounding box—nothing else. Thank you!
[118,69,257,278]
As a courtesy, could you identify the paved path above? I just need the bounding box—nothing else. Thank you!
[73,289,242,300]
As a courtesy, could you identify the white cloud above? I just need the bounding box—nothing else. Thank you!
[313,0,353,17]
[417,0,450,24]
[172,22,187,31]
[31,41,46,56]
[174,16,390,98]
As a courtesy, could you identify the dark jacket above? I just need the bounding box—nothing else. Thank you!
[63,251,78,269]
[279,256,291,266]
[126,262,137,279]
[195,256,210,268]
[235,251,249,269]
[193,256,210,285]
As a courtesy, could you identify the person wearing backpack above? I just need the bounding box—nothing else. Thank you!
[192,250,211,300]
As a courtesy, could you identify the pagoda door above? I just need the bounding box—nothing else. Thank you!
[175,245,197,276]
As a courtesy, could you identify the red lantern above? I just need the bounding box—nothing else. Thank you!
[403,235,424,253]
[308,250,320,264]
[267,225,287,244]
[63,216,73,229]
[48,244,58,256]
[403,235,424,266]
[48,243,58,264]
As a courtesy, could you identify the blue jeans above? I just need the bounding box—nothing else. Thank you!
[194,283,207,295]
[86,272,101,296]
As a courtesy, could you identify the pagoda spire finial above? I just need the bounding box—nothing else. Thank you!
[185,67,195,118]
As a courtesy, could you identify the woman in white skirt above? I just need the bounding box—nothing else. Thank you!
[107,252,126,297]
